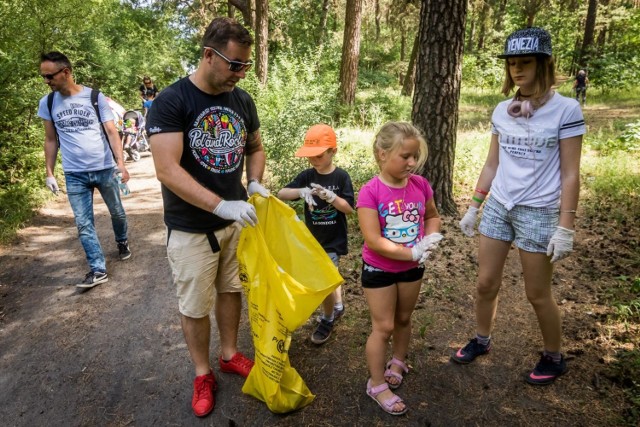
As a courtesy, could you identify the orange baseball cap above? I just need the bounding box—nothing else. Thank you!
[294,124,337,157]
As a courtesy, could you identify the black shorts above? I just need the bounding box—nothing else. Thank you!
[361,261,425,289]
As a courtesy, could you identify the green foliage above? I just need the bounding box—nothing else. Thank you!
[248,51,339,189]
[581,150,640,224]
[611,276,640,322]
[461,51,504,90]
[588,121,640,155]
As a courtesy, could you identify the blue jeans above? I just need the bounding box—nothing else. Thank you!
[65,167,128,273]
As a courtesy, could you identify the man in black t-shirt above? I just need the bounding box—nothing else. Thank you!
[146,17,269,418]
[573,69,589,106]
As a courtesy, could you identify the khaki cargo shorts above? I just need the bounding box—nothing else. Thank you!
[166,223,243,318]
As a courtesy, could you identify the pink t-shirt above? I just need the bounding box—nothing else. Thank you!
[356,174,434,273]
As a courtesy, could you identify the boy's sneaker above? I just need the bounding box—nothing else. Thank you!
[118,241,131,260]
[76,271,108,288]
[311,318,334,345]
[192,370,217,417]
[526,354,568,385]
[450,338,491,364]
[316,306,345,323]
[219,352,254,378]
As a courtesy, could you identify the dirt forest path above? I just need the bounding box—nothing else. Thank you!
[0,153,631,426]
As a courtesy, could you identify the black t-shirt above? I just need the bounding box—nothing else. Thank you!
[146,77,260,233]
[285,167,354,255]
[139,84,159,100]
[576,74,587,87]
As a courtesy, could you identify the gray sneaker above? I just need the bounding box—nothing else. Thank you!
[77,271,108,288]
[311,318,334,345]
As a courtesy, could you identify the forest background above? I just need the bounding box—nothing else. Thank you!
[0,0,638,423]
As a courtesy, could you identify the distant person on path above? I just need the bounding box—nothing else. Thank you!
[146,17,269,418]
[142,92,154,117]
[277,124,355,345]
[573,69,589,106]
[37,52,132,289]
[453,27,585,386]
[357,122,442,416]
[139,76,159,109]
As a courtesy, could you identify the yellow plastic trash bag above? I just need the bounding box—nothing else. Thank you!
[238,195,343,413]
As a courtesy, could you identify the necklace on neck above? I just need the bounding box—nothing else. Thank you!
[379,176,407,210]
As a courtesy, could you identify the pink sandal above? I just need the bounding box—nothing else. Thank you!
[366,379,408,416]
[384,357,409,390]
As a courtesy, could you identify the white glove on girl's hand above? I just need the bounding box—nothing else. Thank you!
[248,181,270,197]
[410,233,444,263]
[459,206,479,237]
[298,187,317,210]
[213,200,258,227]
[45,176,59,194]
[546,226,575,263]
[310,183,337,203]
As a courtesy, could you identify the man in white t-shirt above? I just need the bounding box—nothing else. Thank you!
[37,51,132,289]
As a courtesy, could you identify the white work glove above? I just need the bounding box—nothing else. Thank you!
[310,183,337,203]
[546,226,575,263]
[45,176,59,194]
[459,206,479,237]
[247,180,270,197]
[411,233,444,264]
[298,187,317,211]
[213,200,258,227]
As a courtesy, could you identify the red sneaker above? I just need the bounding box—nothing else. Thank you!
[219,352,254,377]
[192,370,217,417]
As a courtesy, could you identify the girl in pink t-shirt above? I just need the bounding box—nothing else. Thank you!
[356,122,442,416]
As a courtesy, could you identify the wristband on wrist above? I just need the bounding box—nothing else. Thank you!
[472,196,484,204]
[475,188,489,195]
[248,178,260,184]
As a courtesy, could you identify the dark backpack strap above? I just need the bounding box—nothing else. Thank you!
[91,88,116,161]
[47,92,60,147]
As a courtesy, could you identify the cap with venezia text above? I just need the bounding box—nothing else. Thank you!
[498,27,552,59]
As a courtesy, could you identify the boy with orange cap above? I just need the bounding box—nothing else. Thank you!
[277,124,355,344]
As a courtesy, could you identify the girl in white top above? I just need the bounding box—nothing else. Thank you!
[452,27,585,386]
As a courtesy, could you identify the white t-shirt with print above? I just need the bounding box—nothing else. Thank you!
[38,86,116,173]
[489,92,585,210]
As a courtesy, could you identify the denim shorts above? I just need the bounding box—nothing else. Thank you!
[478,196,558,253]
[361,261,425,289]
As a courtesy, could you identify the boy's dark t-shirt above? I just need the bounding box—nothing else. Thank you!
[285,167,354,255]
[146,77,260,233]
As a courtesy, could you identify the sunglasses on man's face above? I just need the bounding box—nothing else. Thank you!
[40,68,66,80]
[205,47,253,73]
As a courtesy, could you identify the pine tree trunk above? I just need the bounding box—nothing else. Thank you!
[580,0,598,67]
[228,0,253,28]
[412,0,468,216]
[317,0,331,49]
[338,0,363,106]
[401,34,418,97]
[255,0,268,85]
